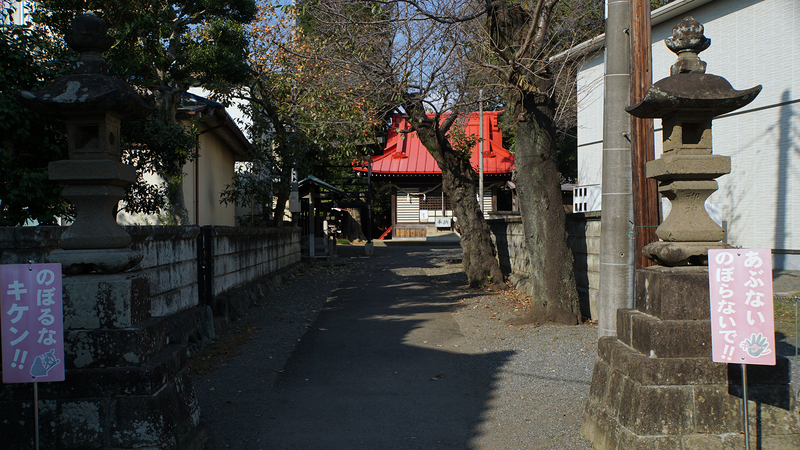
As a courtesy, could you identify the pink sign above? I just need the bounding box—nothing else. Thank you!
[708,249,775,366]
[1,263,64,383]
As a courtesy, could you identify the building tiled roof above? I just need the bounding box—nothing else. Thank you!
[356,111,514,176]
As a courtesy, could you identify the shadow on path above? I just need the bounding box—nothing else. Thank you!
[203,246,514,449]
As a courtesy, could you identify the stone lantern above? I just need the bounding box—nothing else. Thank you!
[582,19,800,449]
[17,12,151,274]
[626,17,761,266]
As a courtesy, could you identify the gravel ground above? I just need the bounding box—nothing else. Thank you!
[420,248,597,449]
[193,246,598,449]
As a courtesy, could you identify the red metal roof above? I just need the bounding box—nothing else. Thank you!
[356,111,514,175]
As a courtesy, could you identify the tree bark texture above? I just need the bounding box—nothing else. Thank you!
[510,89,580,325]
[405,109,505,288]
[272,187,290,226]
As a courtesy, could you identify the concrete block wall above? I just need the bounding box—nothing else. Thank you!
[487,215,529,275]
[210,226,301,296]
[0,226,62,265]
[566,212,601,319]
[127,226,200,317]
[0,225,301,318]
[487,212,601,319]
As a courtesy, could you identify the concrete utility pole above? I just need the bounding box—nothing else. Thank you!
[598,0,635,337]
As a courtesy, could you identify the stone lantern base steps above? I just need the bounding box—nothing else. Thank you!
[582,266,800,449]
[0,274,208,450]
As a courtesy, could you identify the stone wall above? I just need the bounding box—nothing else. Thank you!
[0,225,301,318]
[487,215,528,276]
[209,226,302,296]
[487,212,601,319]
[127,226,200,317]
[0,225,301,449]
[566,212,601,319]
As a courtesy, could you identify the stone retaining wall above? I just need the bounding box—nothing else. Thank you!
[0,225,301,318]
[488,212,601,319]
[209,226,301,296]
[127,226,200,317]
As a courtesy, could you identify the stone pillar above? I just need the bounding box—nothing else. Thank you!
[582,18,800,448]
[6,13,208,450]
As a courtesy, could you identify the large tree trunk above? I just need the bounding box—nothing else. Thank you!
[405,108,505,289]
[271,187,291,226]
[442,163,503,288]
[510,89,581,325]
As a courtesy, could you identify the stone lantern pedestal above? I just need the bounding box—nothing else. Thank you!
[4,14,208,450]
[582,18,800,448]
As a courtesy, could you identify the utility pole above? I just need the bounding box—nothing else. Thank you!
[478,90,484,213]
[630,0,659,269]
[598,0,634,338]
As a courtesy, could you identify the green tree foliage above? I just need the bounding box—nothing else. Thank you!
[220,0,391,226]
[0,6,73,226]
[33,0,256,222]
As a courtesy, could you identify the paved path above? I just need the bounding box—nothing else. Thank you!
[195,246,597,450]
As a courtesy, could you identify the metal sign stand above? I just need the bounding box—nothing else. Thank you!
[34,381,40,450]
[741,364,750,450]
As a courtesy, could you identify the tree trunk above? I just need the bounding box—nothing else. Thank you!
[405,109,505,289]
[163,89,190,225]
[442,162,504,288]
[272,187,290,226]
[510,89,581,325]
[340,209,367,241]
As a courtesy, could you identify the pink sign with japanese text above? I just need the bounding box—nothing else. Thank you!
[708,249,775,366]
[1,263,64,383]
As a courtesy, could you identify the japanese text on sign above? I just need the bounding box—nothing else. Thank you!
[708,249,775,366]
[1,263,65,383]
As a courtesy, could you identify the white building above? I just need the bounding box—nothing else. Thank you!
[1,1,31,25]
[576,0,800,269]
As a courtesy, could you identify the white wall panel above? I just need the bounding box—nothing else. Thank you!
[396,188,420,222]
[576,0,800,267]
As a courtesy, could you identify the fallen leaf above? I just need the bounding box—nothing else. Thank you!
[436,344,443,347]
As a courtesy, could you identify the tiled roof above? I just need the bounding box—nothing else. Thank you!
[356,111,514,175]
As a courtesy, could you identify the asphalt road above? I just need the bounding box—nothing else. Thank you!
[194,246,597,450]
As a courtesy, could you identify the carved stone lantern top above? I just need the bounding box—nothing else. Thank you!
[16,13,151,124]
[627,17,761,121]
